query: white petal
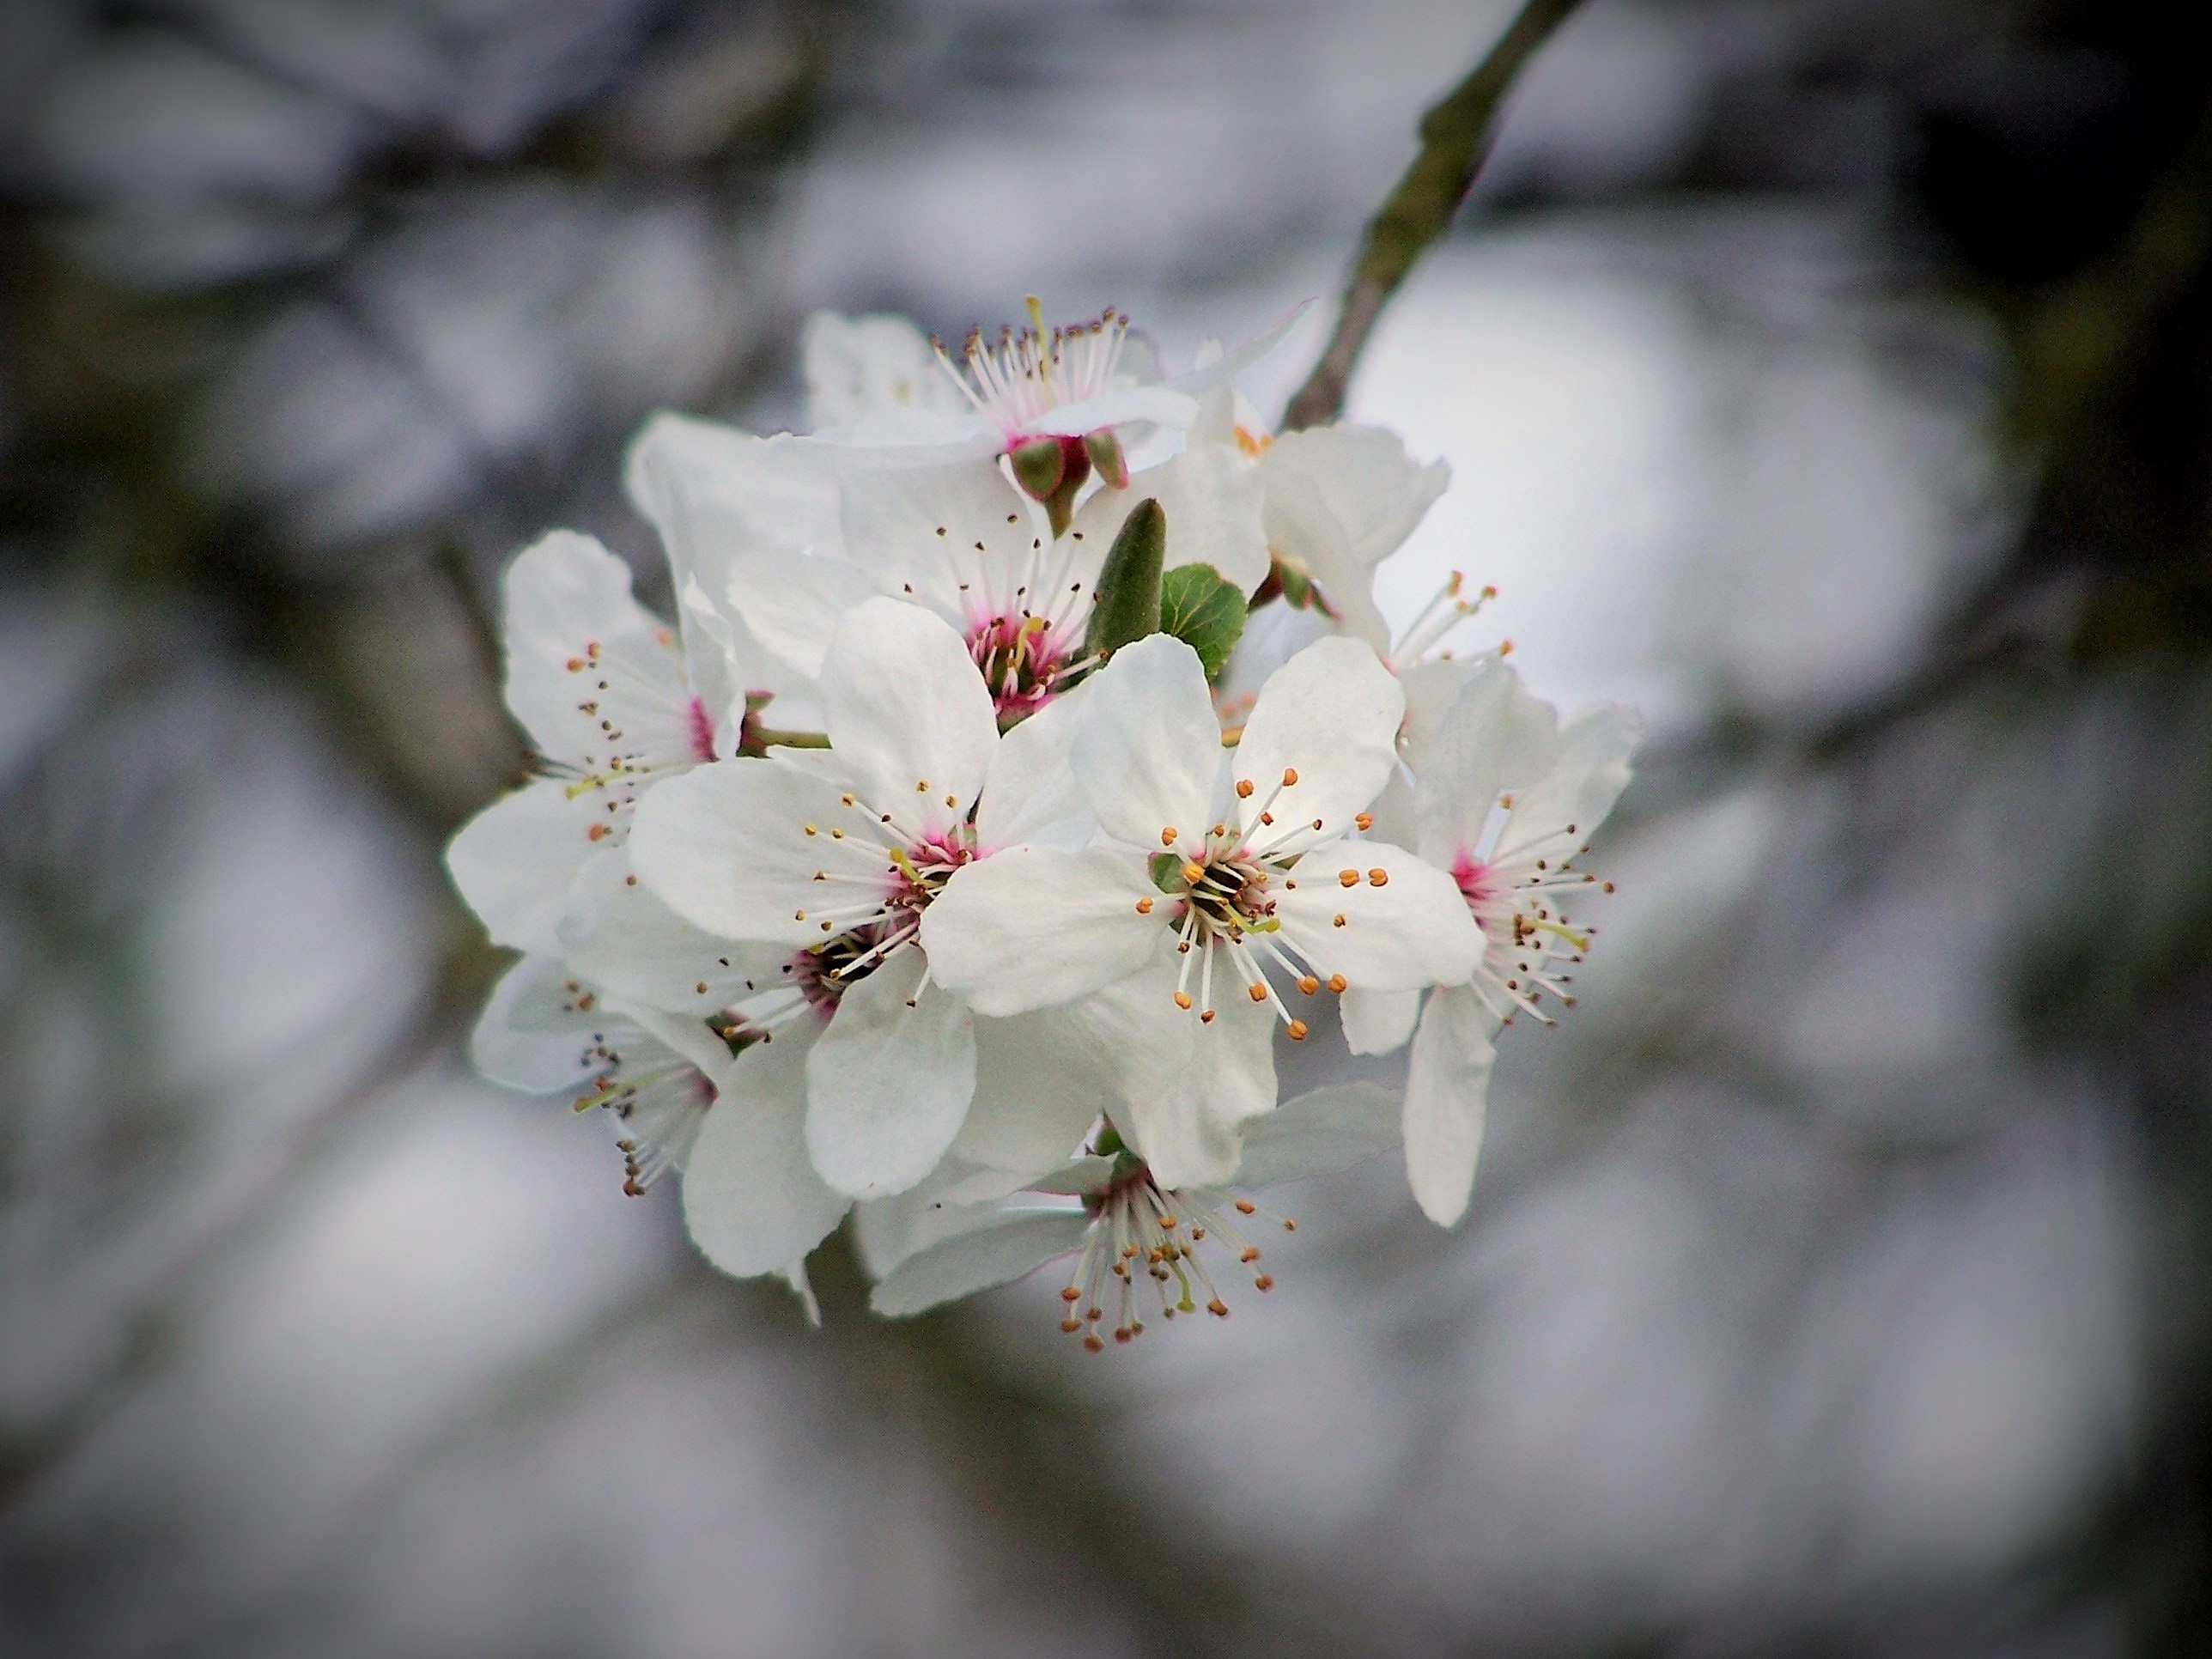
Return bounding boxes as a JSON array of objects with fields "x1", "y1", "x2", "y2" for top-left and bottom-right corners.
[
  {"x1": 1402, "y1": 984, "x2": 1498, "y2": 1226},
  {"x1": 800, "y1": 311, "x2": 951, "y2": 429},
  {"x1": 445, "y1": 778, "x2": 604, "y2": 953},
  {"x1": 719, "y1": 547, "x2": 878, "y2": 684},
  {"x1": 819, "y1": 599, "x2": 999, "y2": 836},
  {"x1": 1275, "y1": 839, "x2": 1484, "y2": 991},
  {"x1": 952, "y1": 1009, "x2": 1113, "y2": 1179},
  {"x1": 470, "y1": 954, "x2": 619, "y2": 1094},
  {"x1": 1232, "y1": 1079, "x2": 1401, "y2": 1189},
  {"x1": 1079, "y1": 958, "x2": 1273, "y2": 1188},
  {"x1": 557, "y1": 850, "x2": 775, "y2": 1017},
  {"x1": 920, "y1": 846, "x2": 1161, "y2": 1017},
  {"x1": 1261, "y1": 422, "x2": 1449, "y2": 571},
  {"x1": 975, "y1": 678, "x2": 1092, "y2": 850},
  {"x1": 1068, "y1": 632, "x2": 1221, "y2": 851},
  {"x1": 1159, "y1": 301, "x2": 1308, "y2": 398},
  {"x1": 1492, "y1": 702, "x2": 1642, "y2": 868},
  {"x1": 805, "y1": 945, "x2": 976, "y2": 1198},
  {"x1": 1340, "y1": 987, "x2": 1421, "y2": 1056},
  {"x1": 1418, "y1": 655, "x2": 1559, "y2": 861},
  {"x1": 501, "y1": 530, "x2": 696, "y2": 767},
  {"x1": 629, "y1": 757, "x2": 880, "y2": 946},
  {"x1": 836, "y1": 453, "x2": 1042, "y2": 620},
  {"x1": 1233, "y1": 635, "x2": 1403, "y2": 847},
  {"x1": 1026, "y1": 384, "x2": 1197, "y2": 438},
  {"x1": 682, "y1": 1030, "x2": 850, "y2": 1279},
  {"x1": 1080, "y1": 441, "x2": 1270, "y2": 595},
  {"x1": 852, "y1": 1157, "x2": 1035, "y2": 1279},
  {"x1": 870, "y1": 1208, "x2": 1091, "y2": 1317}
]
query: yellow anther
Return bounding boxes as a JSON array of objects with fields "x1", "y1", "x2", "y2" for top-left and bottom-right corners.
[{"x1": 1182, "y1": 860, "x2": 1206, "y2": 884}]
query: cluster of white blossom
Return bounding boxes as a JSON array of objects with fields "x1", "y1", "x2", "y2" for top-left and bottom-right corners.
[{"x1": 449, "y1": 301, "x2": 1638, "y2": 1340}]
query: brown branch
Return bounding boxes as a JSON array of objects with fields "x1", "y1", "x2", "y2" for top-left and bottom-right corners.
[{"x1": 1281, "y1": 0, "x2": 1586, "y2": 430}]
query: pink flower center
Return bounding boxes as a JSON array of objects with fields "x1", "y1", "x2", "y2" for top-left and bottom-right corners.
[
  {"x1": 1450, "y1": 851, "x2": 1499, "y2": 911},
  {"x1": 968, "y1": 612, "x2": 1072, "y2": 726}
]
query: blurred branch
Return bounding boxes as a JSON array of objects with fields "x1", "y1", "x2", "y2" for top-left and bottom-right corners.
[{"x1": 1281, "y1": 0, "x2": 1584, "y2": 430}]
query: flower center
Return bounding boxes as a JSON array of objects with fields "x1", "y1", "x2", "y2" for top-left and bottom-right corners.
[
  {"x1": 967, "y1": 611, "x2": 1075, "y2": 727},
  {"x1": 1056, "y1": 1150, "x2": 1293, "y2": 1351}
]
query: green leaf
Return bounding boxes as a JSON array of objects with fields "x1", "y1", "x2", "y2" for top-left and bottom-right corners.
[
  {"x1": 1085, "y1": 497, "x2": 1164, "y2": 660},
  {"x1": 1159, "y1": 561, "x2": 1248, "y2": 679}
]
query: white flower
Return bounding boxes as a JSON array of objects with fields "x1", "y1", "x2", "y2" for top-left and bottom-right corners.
[
  {"x1": 688, "y1": 447, "x2": 1265, "y2": 733},
  {"x1": 629, "y1": 596, "x2": 1095, "y2": 1199},
  {"x1": 865, "y1": 1081, "x2": 1402, "y2": 1346},
  {"x1": 474, "y1": 873, "x2": 849, "y2": 1298},
  {"x1": 446, "y1": 531, "x2": 726, "y2": 955},
  {"x1": 1345, "y1": 658, "x2": 1638, "y2": 1225},
  {"x1": 793, "y1": 300, "x2": 1302, "y2": 457},
  {"x1": 920, "y1": 631, "x2": 1483, "y2": 1187}
]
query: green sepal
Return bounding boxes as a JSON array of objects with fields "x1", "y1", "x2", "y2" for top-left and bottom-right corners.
[
  {"x1": 1149, "y1": 852, "x2": 1184, "y2": 892},
  {"x1": 1085, "y1": 497, "x2": 1164, "y2": 660},
  {"x1": 1084, "y1": 427, "x2": 1129, "y2": 489},
  {"x1": 1158, "y1": 561, "x2": 1248, "y2": 681},
  {"x1": 1008, "y1": 434, "x2": 1065, "y2": 501},
  {"x1": 1273, "y1": 556, "x2": 1316, "y2": 610}
]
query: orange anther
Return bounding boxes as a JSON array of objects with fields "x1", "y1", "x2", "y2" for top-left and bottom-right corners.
[
  {"x1": 1281, "y1": 768, "x2": 1297, "y2": 786},
  {"x1": 1235, "y1": 1200, "x2": 1256, "y2": 1214},
  {"x1": 1160, "y1": 825, "x2": 1178, "y2": 846},
  {"x1": 1368, "y1": 868, "x2": 1389, "y2": 886},
  {"x1": 1339, "y1": 869, "x2": 1358, "y2": 887},
  {"x1": 1354, "y1": 812, "x2": 1373, "y2": 831},
  {"x1": 1333, "y1": 914, "x2": 1346, "y2": 927},
  {"x1": 1200, "y1": 1009, "x2": 1216, "y2": 1024},
  {"x1": 1328, "y1": 973, "x2": 1347, "y2": 994},
  {"x1": 1286, "y1": 1019, "x2": 1309, "y2": 1040},
  {"x1": 1247, "y1": 982, "x2": 1267, "y2": 1002},
  {"x1": 1297, "y1": 975, "x2": 1319, "y2": 994},
  {"x1": 1174, "y1": 991, "x2": 1193, "y2": 1010},
  {"x1": 586, "y1": 823, "x2": 609, "y2": 842},
  {"x1": 1236, "y1": 779, "x2": 1255, "y2": 798},
  {"x1": 1135, "y1": 896, "x2": 1155, "y2": 915}
]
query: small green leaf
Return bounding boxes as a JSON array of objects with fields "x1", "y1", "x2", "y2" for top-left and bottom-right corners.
[
  {"x1": 1085, "y1": 497, "x2": 1164, "y2": 660},
  {"x1": 1159, "y1": 561, "x2": 1248, "y2": 679}
]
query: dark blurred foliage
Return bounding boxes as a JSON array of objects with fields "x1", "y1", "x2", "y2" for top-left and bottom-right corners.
[{"x1": 4, "y1": 1, "x2": 2212, "y2": 1654}]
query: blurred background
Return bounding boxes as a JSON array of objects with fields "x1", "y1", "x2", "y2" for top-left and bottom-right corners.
[{"x1": 3, "y1": 0, "x2": 2208, "y2": 1652}]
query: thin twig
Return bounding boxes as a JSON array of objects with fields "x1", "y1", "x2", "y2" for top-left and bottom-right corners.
[{"x1": 1282, "y1": 0, "x2": 1585, "y2": 430}]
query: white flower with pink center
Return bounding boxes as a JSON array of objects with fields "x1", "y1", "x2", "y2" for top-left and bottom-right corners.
[
  {"x1": 921, "y1": 631, "x2": 1483, "y2": 1188},
  {"x1": 446, "y1": 531, "x2": 733, "y2": 957},
  {"x1": 629, "y1": 597, "x2": 1095, "y2": 1199},
  {"x1": 1342, "y1": 656, "x2": 1639, "y2": 1225},
  {"x1": 860, "y1": 1082, "x2": 1404, "y2": 1343}
]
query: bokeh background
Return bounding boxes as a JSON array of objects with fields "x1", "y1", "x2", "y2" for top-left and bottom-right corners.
[{"x1": 4, "y1": 1, "x2": 2209, "y2": 1653}]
